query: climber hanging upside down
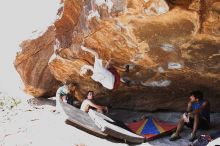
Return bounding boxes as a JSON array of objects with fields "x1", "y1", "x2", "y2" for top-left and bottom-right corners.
[{"x1": 80, "y1": 46, "x2": 120, "y2": 90}]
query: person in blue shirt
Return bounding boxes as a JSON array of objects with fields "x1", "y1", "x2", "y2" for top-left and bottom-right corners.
[
  {"x1": 56, "y1": 83, "x2": 73, "y2": 104},
  {"x1": 56, "y1": 83, "x2": 81, "y2": 106},
  {"x1": 170, "y1": 90, "x2": 210, "y2": 141}
]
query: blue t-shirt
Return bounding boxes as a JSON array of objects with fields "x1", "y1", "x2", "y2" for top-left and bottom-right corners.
[{"x1": 192, "y1": 100, "x2": 210, "y2": 122}]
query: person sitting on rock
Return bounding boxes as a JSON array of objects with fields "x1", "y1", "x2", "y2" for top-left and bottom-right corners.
[
  {"x1": 80, "y1": 90, "x2": 108, "y2": 113},
  {"x1": 56, "y1": 83, "x2": 79, "y2": 106},
  {"x1": 170, "y1": 90, "x2": 210, "y2": 142}
]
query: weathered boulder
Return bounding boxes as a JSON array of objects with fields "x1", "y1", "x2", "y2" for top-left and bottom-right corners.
[
  {"x1": 14, "y1": 26, "x2": 60, "y2": 97},
  {"x1": 15, "y1": 0, "x2": 220, "y2": 112}
]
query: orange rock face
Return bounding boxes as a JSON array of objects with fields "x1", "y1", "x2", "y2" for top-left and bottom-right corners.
[{"x1": 15, "y1": 0, "x2": 220, "y2": 111}]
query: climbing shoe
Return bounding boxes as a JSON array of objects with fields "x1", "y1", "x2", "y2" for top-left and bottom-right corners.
[
  {"x1": 170, "y1": 132, "x2": 181, "y2": 141},
  {"x1": 189, "y1": 133, "x2": 197, "y2": 142}
]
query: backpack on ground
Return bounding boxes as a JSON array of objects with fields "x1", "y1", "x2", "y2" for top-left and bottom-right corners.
[{"x1": 190, "y1": 134, "x2": 212, "y2": 146}]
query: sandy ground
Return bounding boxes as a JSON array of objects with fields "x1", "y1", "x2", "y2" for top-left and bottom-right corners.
[
  {"x1": 0, "y1": 98, "x2": 220, "y2": 146},
  {"x1": 0, "y1": 98, "x2": 151, "y2": 146}
]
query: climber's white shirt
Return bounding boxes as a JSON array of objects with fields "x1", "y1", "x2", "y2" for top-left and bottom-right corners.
[{"x1": 91, "y1": 57, "x2": 115, "y2": 90}]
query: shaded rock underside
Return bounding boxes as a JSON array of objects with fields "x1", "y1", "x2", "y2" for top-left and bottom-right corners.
[{"x1": 15, "y1": 0, "x2": 220, "y2": 112}]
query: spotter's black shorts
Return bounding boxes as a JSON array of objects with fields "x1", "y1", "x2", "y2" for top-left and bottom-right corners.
[{"x1": 185, "y1": 117, "x2": 210, "y2": 130}]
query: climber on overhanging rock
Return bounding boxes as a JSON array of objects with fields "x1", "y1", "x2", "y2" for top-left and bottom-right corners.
[{"x1": 80, "y1": 45, "x2": 120, "y2": 90}]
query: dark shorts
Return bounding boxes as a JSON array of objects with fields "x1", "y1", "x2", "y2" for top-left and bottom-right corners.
[{"x1": 185, "y1": 117, "x2": 210, "y2": 130}]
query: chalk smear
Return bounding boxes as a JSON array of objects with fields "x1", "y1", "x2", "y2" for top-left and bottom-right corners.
[
  {"x1": 141, "y1": 80, "x2": 171, "y2": 87},
  {"x1": 168, "y1": 62, "x2": 183, "y2": 69},
  {"x1": 88, "y1": 10, "x2": 100, "y2": 20},
  {"x1": 160, "y1": 43, "x2": 174, "y2": 52}
]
